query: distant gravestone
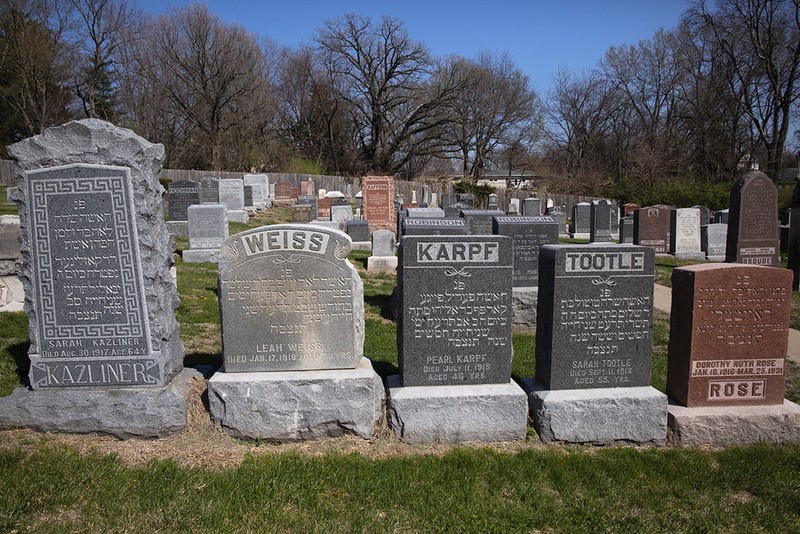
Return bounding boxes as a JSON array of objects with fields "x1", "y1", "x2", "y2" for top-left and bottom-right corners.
[
  {"x1": 702, "y1": 223, "x2": 727, "y2": 261},
  {"x1": 219, "y1": 178, "x2": 248, "y2": 223},
  {"x1": 422, "y1": 184, "x2": 431, "y2": 205},
  {"x1": 317, "y1": 197, "x2": 333, "y2": 219},
  {"x1": 444, "y1": 201, "x2": 469, "y2": 218},
  {"x1": 609, "y1": 204, "x2": 619, "y2": 237},
  {"x1": 667, "y1": 264, "x2": 791, "y2": 407},
  {"x1": 508, "y1": 198, "x2": 520, "y2": 215},
  {"x1": 0, "y1": 215, "x2": 22, "y2": 276},
  {"x1": 291, "y1": 205, "x2": 312, "y2": 223},
  {"x1": 457, "y1": 193, "x2": 474, "y2": 207},
  {"x1": 670, "y1": 208, "x2": 704, "y2": 259},
  {"x1": 523, "y1": 197, "x2": 541, "y2": 216},
  {"x1": 526, "y1": 243, "x2": 665, "y2": 445},
  {"x1": 346, "y1": 220, "x2": 370, "y2": 243},
  {"x1": 168, "y1": 180, "x2": 199, "y2": 221},
  {"x1": 243, "y1": 174, "x2": 268, "y2": 207},
  {"x1": 218, "y1": 225, "x2": 363, "y2": 372},
  {"x1": 692, "y1": 205, "x2": 712, "y2": 227},
  {"x1": 297, "y1": 195, "x2": 318, "y2": 219},
  {"x1": 589, "y1": 200, "x2": 612, "y2": 243},
  {"x1": 546, "y1": 205, "x2": 568, "y2": 236},
  {"x1": 460, "y1": 209, "x2": 505, "y2": 235},
  {"x1": 402, "y1": 217, "x2": 468, "y2": 236},
  {"x1": 0, "y1": 119, "x2": 190, "y2": 438},
  {"x1": 184, "y1": 204, "x2": 228, "y2": 263},
  {"x1": 487, "y1": 193, "x2": 499, "y2": 210},
  {"x1": 273, "y1": 182, "x2": 293, "y2": 206},
  {"x1": 622, "y1": 203, "x2": 641, "y2": 218},
  {"x1": 633, "y1": 205, "x2": 671, "y2": 253},
  {"x1": 725, "y1": 171, "x2": 779, "y2": 266},
  {"x1": 362, "y1": 176, "x2": 396, "y2": 233},
  {"x1": 199, "y1": 176, "x2": 220, "y2": 203},
  {"x1": 714, "y1": 209, "x2": 729, "y2": 224},
  {"x1": 398, "y1": 234, "x2": 513, "y2": 386},
  {"x1": 406, "y1": 207, "x2": 444, "y2": 219},
  {"x1": 367, "y1": 229, "x2": 397, "y2": 272},
  {"x1": 492, "y1": 216, "x2": 557, "y2": 287},
  {"x1": 570, "y1": 202, "x2": 590, "y2": 238},
  {"x1": 620, "y1": 217, "x2": 634, "y2": 244},
  {"x1": 331, "y1": 203, "x2": 353, "y2": 230},
  {"x1": 243, "y1": 185, "x2": 253, "y2": 208}
]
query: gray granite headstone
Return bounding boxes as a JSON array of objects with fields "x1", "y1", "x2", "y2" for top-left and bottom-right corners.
[
  {"x1": 487, "y1": 193, "x2": 499, "y2": 210},
  {"x1": 702, "y1": 223, "x2": 727, "y2": 261},
  {"x1": 297, "y1": 195, "x2": 318, "y2": 219},
  {"x1": 398, "y1": 234, "x2": 513, "y2": 386},
  {"x1": 168, "y1": 180, "x2": 199, "y2": 221},
  {"x1": 535, "y1": 244, "x2": 655, "y2": 390},
  {"x1": 590, "y1": 200, "x2": 612, "y2": 243},
  {"x1": 218, "y1": 224, "x2": 363, "y2": 372},
  {"x1": 714, "y1": 209, "x2": 729, "y2": 224},
  {"x1": 440, "y1": 194, "x2": 450, "y2": 210},
  {"x1": 444, "y1": 201, "x2": 469, "y2": 218},
  {"x1": 243, "y1": 185, "x2": 253, "y2": 208},
  {"x1": 346, "y1": 220, "x2": 370, "y2": 242},
  {"x1": 199, "y1": 176, "x2": 219, "y2": 203},
  {"x1": 670, "y1": 208, "x2": 704, "y2": 259},
  {"x1": 457, "y1": 193, "x2": 474, "y2": 207},
  {"x1": 219, "y1": 179, "x2": 244, "y2": 211},
  {"x1": 406, "y1": 207, "x2": 444, "y2": 219},
  {"x1": 243, "y1": 174, "x2": 269, "y2": 201},
  {"x1": 523, "y1": 197, "x2": 541, "y2": 216},
  {"x1": 546, "y1": 205, "x2": 568, "y2": 235},
  {"x1": 725, "y1": 171, "x2": 779, "y2": 266},
  {"x1": 188, "y1": 204, "x2": 228, "y2": 250},
  {"x1": 372, "y1": 230, "x2": 395, "y2": 256},
  {"x1": 460, "y1": 209, "x2": 505, "y2": 235},
  {"x1": 570, "y1": 203, "x2": 590, "y2": 236},
  {"x1": 692, "y1": 205, "x2": 712, "y2": 227},
  {"x1": 402, "y1": 217, "x2": 468, "y2": 236},
  {"x1": 493, "y1": 216, "x2": 558, "y2": 287},
  {"x1": 331, "y1": 204, "x2": 353, "y2": 230},
  {"x1": 508, "y1": 198, "x2": 520, "y2": 215},
  {"x1": 6, "y1": 119, "x2": 184, "y2": 389},
  {"x1": 609, "y1": 204, "x2": 619, "y2": 236},
  {"x1": 620, "y1": 216, "x2": 634, "y2": 243}
]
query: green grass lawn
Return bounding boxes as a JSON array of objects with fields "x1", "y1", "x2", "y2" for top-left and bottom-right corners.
[{"x1": 2, "y1": 207, "x2": 800, "y2": 532}]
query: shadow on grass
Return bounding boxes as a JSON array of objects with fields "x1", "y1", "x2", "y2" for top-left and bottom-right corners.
[
  {"x1": 353, "y1": 255, "x2": 369, "y2": 270},
  {"x1": 184, "y1": 352, "x2": 223, "y2": 371},
  {"x1": 364, "y1": 294, "x2": 395, "y2": 322},
  {"x1": 10, "y1": 341, "x2": 31, "y2": 388},
  {"x1": 370, "y1": 360, "x2": 399, "y2": 378}
]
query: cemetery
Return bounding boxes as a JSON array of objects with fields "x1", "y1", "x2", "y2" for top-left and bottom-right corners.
[{"x1": 3, "y1": 123, "x2": 800, "y2": 528}]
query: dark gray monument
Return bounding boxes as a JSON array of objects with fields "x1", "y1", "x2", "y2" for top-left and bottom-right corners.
[
  {"x1": 589, "y1": 200, "x2": 612, "y2": 243},
  {"x1": 0, "y1": 119, "x2": 191, "y2": 439},
  {"x1": 492, "y1": 216, "x2": 558, "y2": 288},
  {"x1": 570, "y1": 202, "x2": 591, "y2": 238},
  {"x1": 620, "y1": 216, "x2": 634, "y2": 244},
  {"x1": 460, "y1": 209, "x2": 505, "y2": 235},
  {"x1": 168, "y1": 180, "x2": 199, "y2": 221},
  {"x1": 297, "y1": 195, "x2": 318, "y2": 220},
  {"x1": 199, "y1": 176, "x2": 219, "y2": 203},
  {"x1": 346, "y1": 220, "x2": 371, "y2": 246},
  {"x1": 725, "y1": 171, "x2": 779, "y2": 266},
  {"x1": 547, "y1": 205, "x2": 568, "y2": 236},
  {"x1": 691, "y1": 205, "x2": 712, "y2": 227},
  {"x1": 456, "y1": 193, "x2": 474, "y2": 207},
  {"x1": 402, "y1": 218, "x2": 468, "y2": 236},
  {"x1": 523, "y1": 197, "x2": 541, "y2": 216},
  {"x1": 243, "y1": 185, "x2": 253, "y2": 208}
]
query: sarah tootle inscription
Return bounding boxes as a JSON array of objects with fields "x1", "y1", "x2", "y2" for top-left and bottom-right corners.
[
  {"x1": 398, "y1": 235, "x2": 513, "y2": 386},
  {"x1": 536, "y1": 244, "x2": 655, "y2": 390},
  {"x1": 26, "y1": 164, "x2": 156, "y2": 388},
  {"x1": 218, "y1": 224, "x2": 363, "y2": 372}
]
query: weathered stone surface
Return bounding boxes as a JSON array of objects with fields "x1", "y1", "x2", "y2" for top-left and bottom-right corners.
[
  {"x1": 291, "y1": 205, "x2": 312, "y2": 223},
  {"x1": 546, "y1": 205, "x2": 568, "y2": 235},
  {"x1": 398, "y1": 235, "x2": 513, "y2": 386},
  {"x1": 667, "y1": 400, "x2": 800, "y2": 446},
  {"x1": 0, "y1": 215, "x2": 21, "y2": 271},
  {"x1": 218, "y1": 224, "x2": 363, "y2": 372},
  {"x1": 667, "y1": 264, "x2": 792, "y2": 407},
  {"x1": 297, "y1": 195, "x2": 318, "y2": 219},
  {"x1": 7, "y1": 119, "x2": 183, "y2": 390},
  {"x1": 386, "y1": 375, "x2": 527, "y2": 444},
  {"x1": 371, "y1": 229, "x2": 395, "y2": 256},
  {"x1": 692, "y1": 205, "x2": 712, "y2": 227},
  {"x1": 511, "y1": 287, "x2": 538, "y2": 329},
  {"x1": 184, "y1": 204, "x2": 227, "y2": 263},
  {"x1": 726, "y1": 171, "x2": 779, "y2": 266},
  {"x1": 219, "y1": 179, "x2": 244, "y2": 211},
  {"x1": 535, "y1": 244, "x2": 655, "y2": 390},
  {"x1": 622, "y1": 203, "x2": 640, "y2": 217},
  {"x1": 493, "y1": 215, "x2": 557, "y2": 287},
  {"x1": 523, "y1": 197, "x2": 541, "y2": 216},
  {"x1": 524, "y1": 379, "x2": 667, "y2": 446},
  {"x1": 243, "y1": 185, "x2": 253, "y2": 208},
  {"x1": 670, "y1": 208, "x2": 704, "y2": 259},
  {"x1": 0, "y1": 368, "x2": 200, "y2": 438},
  {"x1": 208, "y1": 357, "x2": 383, "y2": 442},
  {"x1": 346, "y1": 220, "x2": 370, "y2": 243},
  {"x1": 331, "y1": 204, "x2": 353, "y2": 230},
  {"x1": 362, "y1": 176, "x2": 395, "y2": 233},
  {"x1": 702, "y1": 223, "x2": 727, "y2": 261}
]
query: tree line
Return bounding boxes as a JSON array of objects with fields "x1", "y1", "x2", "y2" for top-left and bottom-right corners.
[{"x1": 1, "y1": 0, "x2": 798, "y2": 198}]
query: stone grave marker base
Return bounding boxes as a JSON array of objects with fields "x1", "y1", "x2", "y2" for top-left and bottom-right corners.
[
  {"x1": 523, "y1": 379, "x2": 667, "y2": 446},
  {"x1": 367, "y1": 256, "x2": 398, "y2": 273},
  {"x1": 227, "y1": 210, "x2": 249, "y2": 224},
  {"x1": 570, "y1": 232, "x2": 590, "y2": 240},
  {"x1": 208, "y1": 357, "x2": 383, "y2": 442},
  {"x1": 386, "y1": 375, "x2": 528, "y2": 444},
  {"x1": 512, "y1": 287, "x2": 537, "y2": 329},
  {"x1": 165, "y1": 220, "x2": 189, "y2": 237},
  {"x1": 674, "y1": 251, "x2": 706, "y2": 260},
  {"x1": 350, "y1": 241, "x2": 372, "y2": 251},
  {"x1": 0, "y1": 368, "x2": 201, "y2": 439},
  {"x1": 667, "y1": 400, "x2": 800, "y2": 447},
  {"x1": 182, "y1": 249, "x2": 221, "y2": 263}
]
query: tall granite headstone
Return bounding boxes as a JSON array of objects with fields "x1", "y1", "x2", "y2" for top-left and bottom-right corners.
[
  {"x1": 362, "y1": 175, "x2": 396, "y2": 233},
  {"x1": 168, "y1": 180, "x2": 199, "y2": 221},
  {"x1": 589, "y1": 200, "x2": 612, "y2": 243},
  {"x1": 199, "y1": 176, "x2": 219, "y2": 203},
  {"x1": 702, "y1": 223, "x2": 727, "y2": 261},
  {"x1": 547, "y1": 205, "x2": 568, "y2": 236},
  {"x1": 0, "y1": 119, "x2": 190, "y2": 438},
  {"x1": 692, "y1": 205, "x2": 712, "y2": 227},
  {"x1": 725, "y1": 171, "x2": 779, "y2": 266},
  {"x1": 619, "y1": 216, "x2": 634, "y2": 244},
  {"x1": 633, "y1": 205, "x2": 671, "y2": 253},
  {"x1": 523, "y1": 197, "x2": 541, "y2": 216},
  {"x1": 492, "y1": 216, "x2": 557, "y2": 288},
  {"x1": 570, "y1": 202, "x2": 590, "y2": 238},
  {"x1": 670, "y1": 208, "x2": 704, "y2": 259}
]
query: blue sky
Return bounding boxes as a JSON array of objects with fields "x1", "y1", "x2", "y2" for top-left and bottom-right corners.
[{"x1": 135, "y1": 0, "x2": 691, "y2": 95}]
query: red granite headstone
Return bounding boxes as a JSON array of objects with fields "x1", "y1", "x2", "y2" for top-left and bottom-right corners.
[
  {"x1": 633, "y1": 205, "x2": 672, "y2": 253},
  {"x1": 666, "y1": 263, "x2": 792, "y2": 407},
  {"x1": 622, "y1": 203, "x2": 640, "y2": 218},
  {"x1": 362, "y1": 176, "x2": 396, "y2": 233},
  {"x1": 273, "y1": 182, "x2": 294, "y2": 206},
  {"x1": 317, "y1": 197, "x2": 333, "y2": 219}
]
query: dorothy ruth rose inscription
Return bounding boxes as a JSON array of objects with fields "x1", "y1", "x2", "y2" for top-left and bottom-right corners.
[
  {"x1": 26, "y1": 164, "x2": 157, "y2": 388},
  {"x1": 218, "y1": 224, "x2": 363, "y2": 372}
]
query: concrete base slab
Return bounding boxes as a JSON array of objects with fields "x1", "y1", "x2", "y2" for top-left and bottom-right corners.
[
  {"x1": 0, "y1": 275, "x2": 24, "y2": 312},
  {"x1": 386, "y1": 375, "x2": 528, "y2": 444},
  {"x1": 512, "y1": 287, "x2": 537, "y2": 329},
  {"x1": 208, "y1": 357, "x2": 383, "y2": 442},
  {"x1": 367, "y1": 256, "x2": 397, "y2": 273},
  {"x1": 183, "y1": 249, "x2": 221, "y2": 263},
  {"x1": 523, "y1": 379, "x2": 667, "y2": 446},
  {"x1": 227, "y1": 210, "x2": 249, "y2": 223},
  {"x1": 668, "y1": 399, "x2": 800, "y2": 447},
  {"x1": 673, "y1": 251, "x2": 706, "y2": 260},
  {"x1": 0, "y1": 368, "x2": 201, "y2": 439},
  {"x1": 570, "y1": 232, "x2": 590, "y2": 240},
  {"x1": 706, "y1": 254, "x2": 725, "y2": 262},
  {"x1": 350, "y1": 241, "x2": 372, "y2": 251},
  {"x1": 165, "y1": 220, "x2": 188, "y2": 237}
]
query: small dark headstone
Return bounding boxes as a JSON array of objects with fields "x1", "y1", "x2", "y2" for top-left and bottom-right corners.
[
  {"x1": 725, "y1": 171, "x2": 779, "y2": 266},
  {"x1": 619, "y1": 216, "x2": 634, "y2": 243},
  {"x1": 460, "y1": 209, "x2": 505, "y2": 235},
  {"x1": 589, "y1": 200, "x2": 612, "y2": 243},
  {"x1": 493, "y1": 216, "x2": 558, "y2": 287},
  {"x1": 570, "y1": 203, "x2": 590, "y2": 236},
  {"x1": 168, "y1": 180, "x2": 199, "y2": 221},
  {"x1": 243, "y1": 185, "x2": 253, "y2": 208},
  {"x1": 199, "y1": 176, "x2": 220, "y2": 203},
  {"x1": 297, "y1": 195, "x2": 318, "y2": 219},
  {"x1": 633, "y1": 205, "x2": 671, "y2": 253},
  {"x1": 346, "y1": 220, "x2": 370, "y2": 242}
]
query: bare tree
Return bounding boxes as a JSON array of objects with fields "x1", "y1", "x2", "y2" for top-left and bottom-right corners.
[{"x1": 689, "y1": 0, "x2": 800, "y2": 180}]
